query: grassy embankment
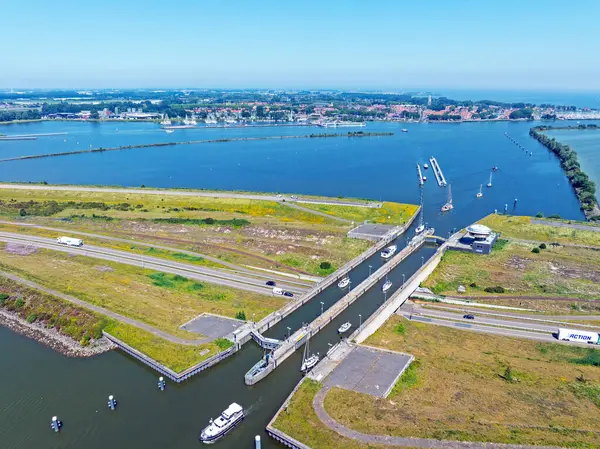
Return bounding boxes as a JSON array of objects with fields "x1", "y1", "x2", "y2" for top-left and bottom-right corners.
[
  {"x1": 0, "y1": 245, "x2": 286, "y2": 337},
  {"x1": 295, "y1": 202, "x2": 419, "y2": 226},
  {"x1": 0, "y1": 274, "x2": 225, "y2": 372},
  {"x1": 272, "y1": 379, "x2": 408, "y2": 449},
  {"x1": 0, "y1": 187, "x2": 416, "y2": 276},
  {"x1": 321, "y1": 317, "x2": 600, "y2": 448},
  {"x1": 421, "y1": 214, "x2": 600, "y2": 313}
]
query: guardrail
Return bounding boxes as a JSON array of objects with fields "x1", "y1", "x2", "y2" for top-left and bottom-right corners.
[{"x1": 103, "y1": 331, "x2": 238, "y2": 383}]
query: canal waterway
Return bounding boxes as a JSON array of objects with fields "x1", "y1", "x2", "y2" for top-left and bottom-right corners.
[{"x1": 0, "y1": 119, "x2": 594, "y2": 448}]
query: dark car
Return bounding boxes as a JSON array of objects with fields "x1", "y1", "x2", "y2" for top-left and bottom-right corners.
[
  {"x1": 266, "y1": 280, "x2": 276, "y2": 286},
  {"x1": 463, "y1": 314, "x2": 475, "y2": 320},
  {"x1": 283, "y1": 291, "x2": 294, "y2": 297}
]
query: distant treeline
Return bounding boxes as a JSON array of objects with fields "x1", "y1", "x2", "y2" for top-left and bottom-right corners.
[
  {"x1": 0, "y1": 110, "x2": 41, "y2": 122},
  {"x1": 530, "y1": 125, "x2": 600, "y2": 219}
]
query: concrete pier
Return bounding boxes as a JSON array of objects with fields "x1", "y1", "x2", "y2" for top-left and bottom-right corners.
[
  {"x1": 244, "y1": 236, "x2": 427, "y2": 385},
  {"x1": 429, "y1": 156, "x2": 447, "y2": 187},
  {"x1": 416, "y1": 164, "x2": 424, "y2": 186}
]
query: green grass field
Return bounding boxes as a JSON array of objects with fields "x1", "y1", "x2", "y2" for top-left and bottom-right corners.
[
  {"x1": 323, "y1": 317, "x2": 600, "y2": 447},
  {"x1": 297, "y1": 201, "x2": 419, "y2": 225}
]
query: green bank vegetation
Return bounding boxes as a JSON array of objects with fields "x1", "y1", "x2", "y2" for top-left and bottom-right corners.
[
  {"x1": 0, "y1": 186, "x2": 405, "y2": 276},
  {"x1": 530, "y1": 126, "x2": 600, "y2": 218},
  {"x1": 295, "y1": 201, "x2": 419, "y2": 226},
  {"x1": 323, "y1": 317, "x2": 600, "y2": 447},
  {"x1": 0, "y1": 245, "x2": 287, "y2": 337}
]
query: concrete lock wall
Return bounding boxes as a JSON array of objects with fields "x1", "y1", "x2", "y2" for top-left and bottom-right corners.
[{"x1": 353, "y1": 244, "x2": 446, "y2": 344}]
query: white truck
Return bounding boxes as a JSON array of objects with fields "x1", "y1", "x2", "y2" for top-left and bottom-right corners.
[
  {"x1": 557, "y1": 328, "x2": 600, "y2": 344},
  {"x1": 56, "y1": 236, "x2": 83, "y2": 247}
]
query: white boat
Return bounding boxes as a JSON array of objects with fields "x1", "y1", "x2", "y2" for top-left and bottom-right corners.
[
  {"x1": 199, "y1": 403, "x2": 244, "y2": 443},
  {"x1": 441, "y1": 184, "x2": 454, "y2": 212},
  {"x1": 380, "y1": 244, "x2": 397, "y2": 259},
  {"x1": 415, "y1": 224, "x2": 425, "y2": 234},
  {"x1": 338, "y1": 322, "x2": 352, "y2": 333},
  {"x1": 183, "y1": 115, "x2": 198, "y2": 126},
  {"x1": 401, "y1": 128, "x2": 408, "y2": 133},
  {"x1": 422, "y1": 176, "x2": 427, "y2": 181},
  {"x1": 165, "y1": 129, "x2": 174, "y2": 134},
  {"x1": 487, "y1": 171, "x2": 493, "y2": 188},
  {"x1": 423, "y1": 163, "x2": 429, "y2": 169},
  {"x1": 382, "y1": 278, "x2": 392, "y2": 292},
  {"x1": 476, "y1": 184, "x2": 483, "y2": 198},
  {"x1": 301, "y1": 333, "x2": 319, "y2": 372},
  {"x1": 337, "y1": 277, "x2": 350, "y2": 288}
]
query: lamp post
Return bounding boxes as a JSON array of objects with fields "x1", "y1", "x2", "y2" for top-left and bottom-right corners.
[
  {"x1": 359, "y1": 314, "x2": 362, "y2": 327},
  {"x1": 421, "y1": 256, "x2": 424, "y2": 267},
  {"x1": 287, "y1": 327, "x2": 291, "y2": 340},
  {"x1": 402, "y1": 273, "x2": 406, "y2": 287},
  {"x1": 320, "y1": 302, "x2": 324, "y2": 316},
  {"x1": 368, "y1": 265, "x2": 373, "y2": 276}
]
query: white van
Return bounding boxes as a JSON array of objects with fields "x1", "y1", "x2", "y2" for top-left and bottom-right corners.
[{"x1": 272, "y1": 287, "x2": 283, "y2": 296}]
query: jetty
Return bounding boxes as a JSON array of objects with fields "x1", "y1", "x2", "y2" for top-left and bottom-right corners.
[
  {"x1": 429, "y1": 156, "x2": 447, "y2": 187},
  {"x1": 416, "y1": 164, "x2": 424, "y2": 186},
  {"x1": 244, "y1": 235, "x2": 428, "y2": 385}
]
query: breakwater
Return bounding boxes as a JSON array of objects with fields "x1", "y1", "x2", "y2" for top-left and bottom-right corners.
[
  {"x1": 0, "y1": 131, "x2": 394, "y2": 163},
  {"x1": 530, "y1": 125, "x2": 600, "y2": 219}
]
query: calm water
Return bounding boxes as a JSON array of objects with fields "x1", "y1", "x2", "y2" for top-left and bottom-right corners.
[
  {"x1": 0, "y1": 119, "x2": 592, "y2": 448},
  {"x1": 545, "y1": 128, "x2": 600, "y2": 202}
]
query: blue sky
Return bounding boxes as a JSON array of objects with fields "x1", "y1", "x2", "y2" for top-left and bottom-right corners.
[{"x1": 2, "y1": 0, "x2": 599, "y2": 90}]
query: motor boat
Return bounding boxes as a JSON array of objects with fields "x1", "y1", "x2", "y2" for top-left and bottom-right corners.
[
  {"x1": 338, "y1": 322, "x2": 352, "y2": 333},
  {"x1": 423, "y1": 163, "x2": 429, "y2": 169},
  {"x1": 380, "y1": 244, "x2": 397, "y2": 259},
  {"x1": 401, "y1": 128, "x2": 408, "y2": 133},
  {"x1": 382, "y1": 279, "x2": 392, "y2": 292},
  {"x1": 337, "y1": 277, "x2": 350, "y2": 288},
  {"x1": 476, "y1": 184, "x2": 483, "y2": 199},
  {"x1": 415, "y1": 224, "x2": 425, "y2": 234},
  {"x1": 199, "y1": 403, "x2": 244, "y2": 443}
]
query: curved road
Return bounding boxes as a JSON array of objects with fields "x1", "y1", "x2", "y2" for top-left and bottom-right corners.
[
  {"x1": 312, "y1": 383, "x2": 563, "y2": 449},
  {"x1": 0, "y1": 232, "x2": 308, "y2": 296}
]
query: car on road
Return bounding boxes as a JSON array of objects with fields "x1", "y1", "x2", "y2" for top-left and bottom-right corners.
[
  {"x1": 266, "y1": 280, "x2": 276, "y2": 286},
  {"x1": 463, "y1": 314, "x2": 475, "y2": 320},
  {"x1": 283, "y1": 291, "x2": 294, "y2": 297},
  {"x1": 290, "y1": 195, "x2": 298, "y2": 199}
]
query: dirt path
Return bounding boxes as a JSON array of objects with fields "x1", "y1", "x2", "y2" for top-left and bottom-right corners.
[
  {"x1": 0, "y1": 270, "x2": 212, "y2": 345},
  {"x1": 312, "y1": 384, "x2": 562, "y2": 449}
]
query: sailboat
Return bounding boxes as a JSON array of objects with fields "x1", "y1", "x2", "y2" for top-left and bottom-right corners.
[
  {"x1": 382, "y1": 275, "x2": 392, "y2": 292},
  {"x1": 441, "y1": 184, "x2": 454, "y2": 212},
  {"x1": 476, "y1": 184, "x2": 483, "y2": 198},
  {"x1": 160, "y1": 114, "x2": 171, "y2": 126},
  {"x1": 487, "y1": 172, "x2": 493, "y2": 188},
  {"x1": 301, "y1": 333, "x2": 319, "y2": 372}
]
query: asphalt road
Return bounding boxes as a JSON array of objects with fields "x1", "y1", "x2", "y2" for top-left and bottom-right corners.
[
  {"x1": 0, "y1": 220, "x2": 316, "y2": 288},
  {"x1": 399, "y1": 304, "x2": 600, "y2": 346},
  {"x1": 0, "y1": 232, "x2": 308, "y2": 296},
  {"x1": 0, "y1": 184, "x2": 381, "y2": 208}
]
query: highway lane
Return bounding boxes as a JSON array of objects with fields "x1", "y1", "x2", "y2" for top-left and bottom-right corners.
[
  {"x1": 0, "y1": 232, "x2": 308, "y2": 296},
  {"x1": 0, "y1": 220, "x2": 316, "y2": 288}
]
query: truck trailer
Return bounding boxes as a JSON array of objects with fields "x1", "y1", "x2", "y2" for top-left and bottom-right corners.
[
  {"x1": 56, "y1": 236, "x2": 83, "y2": 247},
  {"x1": 557, "y1": 328, "x2": 600, "y2": 344}
]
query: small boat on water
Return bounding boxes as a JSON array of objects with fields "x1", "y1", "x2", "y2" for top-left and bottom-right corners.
[
  {"x1": 381, "y1": 244, "x2": 397, "y2": 259},
  {"x1": 492, "y1": 166, "x2": 498, "y2": 172},
  {"x1": 415, "y1": 224, "x2": 425, "y2": 234},
  {"x1": 476, "y1": 184, "x2": 483, "y2": 199},
  {"x1": 401, "y1": 128, "x2": 408, "y2": 133},
  {"x1": 337, "y1": 277, "x2": 350, "y2": 289},
  {"x1": 441, "y1": 184, "x2": 454, "y2": 212},
  {"x1": 382, "y1": 277, "x2": 392, "y2": 292},
  {"x1": 199, "y1": 403, "x2": 244, "y2": 443},
  {"x1": 165, "y1": 129, "x2": 174, "y2": 134},
  {"x1": 487, "y1": 171, "x2": 493, "y2": 188},
  {"x1": 423, "y1": 163, "x2": 429, "y2": 169},
  {"x1": 338, "y1": 322, "x2": 352, "y2": 333},
  {"x1": 422, "y1": 176, "x2": 427, "y2": 182},
  {"x1": 301, "y1": 333, "x2": 319, "y2": 373}
]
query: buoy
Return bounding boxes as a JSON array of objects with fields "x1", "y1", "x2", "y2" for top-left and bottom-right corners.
[
  {"x1": 158, "y1": 377, "x2": 166, "y2": 391},
  {"x1": 50, "y1": 416, "x2": 62, "y2": 432},
  {"x1": 108, "y1": 395, "x2": 117, "y2": 410},
  {"x1": 514, "y1": 198, "x2": 518, "y2": 205},
  {"x1": 255, "y1": 435, "x2": 261, "y2": 449}
]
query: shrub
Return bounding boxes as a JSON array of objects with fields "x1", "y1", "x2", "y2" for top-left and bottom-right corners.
[
  {"x1": 0, "y1": 293, "x2": 9, "y2": 303},
  {"x1": 548, "y1": 214, "x2": 561, "y2": 219},
  {"x1": 19, "y1": 208, "x2": 27, "y2": 216},
  {"x1": 535, "y1": 212, "x2": 544, "y2": 218},
  {"x1": 14, "y1": 298, "x2": 25, "y2": 309},
  {"x1": 531, "y1": 247, "x2": 541, "y2": 254},
  {"x1": 214, "y1": 338, "x2": 233, "y2": 350},
  {"x1": 204, "y1": 217, "x2": 216, "y2": 225},
  {"x1": 539, "y1": 243, "x2": 547, "y2": 250},
  {"x1": 235, "y1": 310, "x2": 247, "y2": 321},
  {"x1": 469, "y1": 282, "x2": 478, "y2": 288},
  {"x1": 319, "y1": 261, "x2": 332, "y2": 270},
  {"x1": 484, "y1": 286, "x2": 505, "y2": 294},
  {"x1": 395, "y1": 323, "x2": 406, "y2": 335},
  {"x1": 26, "y1": 313, "x2": 38, "y2": 323}
]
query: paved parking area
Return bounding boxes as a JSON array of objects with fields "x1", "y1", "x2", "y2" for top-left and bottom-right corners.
[
  {"x1": 180, "y1": 313, "x2": 243, "y2": 339},
  {"x1": 324, "y1": 345, "x2": 412, "y2": 398},
  {"x1": 348, "y1": 224, "x2": 396, "y2": 240}
]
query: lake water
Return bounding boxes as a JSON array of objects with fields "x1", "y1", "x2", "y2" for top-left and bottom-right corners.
[
  {"x1": 0, "y1": 119, "x2": 593, "y2": 448},
  {"x1": 545, "y1": 128, "x2": 600, "y2": 202}
]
